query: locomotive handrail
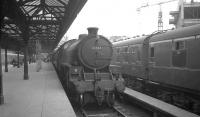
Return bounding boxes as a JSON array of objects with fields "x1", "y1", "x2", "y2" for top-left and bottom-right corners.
[
  {"x1": 82, "y1": 68, "x2": 85, "y2": 80},
  {"x1": 96, "y1": 57, "x2": 112, "y2": 60},
  {"x1": 61, "y1": 63, "x2": 71, "y2": 67}
]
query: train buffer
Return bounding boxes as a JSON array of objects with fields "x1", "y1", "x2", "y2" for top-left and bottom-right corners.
[
  {"x1": 0, "y1": 62, "x2": 76, "y2": 117},
  {"x1": 124, "y1": 87, "x2": 200, "y2": 117}
]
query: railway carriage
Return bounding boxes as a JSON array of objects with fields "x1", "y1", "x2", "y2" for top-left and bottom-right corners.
[{"x1": 111, "y1": 24, "x2": 200, "y2": 113}]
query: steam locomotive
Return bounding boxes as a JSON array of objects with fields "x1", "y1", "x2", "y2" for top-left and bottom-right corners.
[
  {"x1": 111, "y1": 24, "x2": 200, "y2": 113},
  {"x1": 53, "y1": 27, "x2": 125, "y2": 106}
]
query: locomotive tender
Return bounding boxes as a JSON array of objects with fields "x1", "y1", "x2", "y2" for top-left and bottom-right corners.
[
  {"x1": 53, "y1": 27, "x2": 125, "y2": 106},
  {"x1": 111, "y1": 24, "x2": 200, "y2": 113}
]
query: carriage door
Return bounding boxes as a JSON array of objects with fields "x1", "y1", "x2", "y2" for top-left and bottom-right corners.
[{"x1": 172, "y1": 40, "x2": 186, "y2": 67}]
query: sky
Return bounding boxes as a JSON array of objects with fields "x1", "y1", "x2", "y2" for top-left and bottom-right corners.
[{"x1": 61, "y1": 0, "x2": 180, "y2": 41}]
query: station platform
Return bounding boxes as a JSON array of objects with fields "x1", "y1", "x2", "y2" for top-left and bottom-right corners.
[
  {"x1": 124, "y1": 88, "x2": 200, "y2": 117},
  {"x1": 0, "y1": 62, "x2": 76, "y2": 117}
]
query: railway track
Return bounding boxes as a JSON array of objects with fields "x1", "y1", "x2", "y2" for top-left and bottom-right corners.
[
  {"x1": 80, "y1": 101, "x2": 151, "y2": 117},
  {"x1": 113, "y1": 103, "x2": 136, "y2": 117},
  {"x1": 81, "y1": 108, "x2": 115, "y2": 117}
]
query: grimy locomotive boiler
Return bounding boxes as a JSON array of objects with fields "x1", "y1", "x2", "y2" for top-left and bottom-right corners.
[{"x1": 53, "y1": 27, "x2": 125, "y2": 106}]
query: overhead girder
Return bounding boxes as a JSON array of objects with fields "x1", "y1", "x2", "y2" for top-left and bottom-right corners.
[
  {"x1": 17, "y1": 0, "x2": 37, "y2": 6},
  {"x1": 1, "y1": 32, "x2": 23, "y2": 50},
  {"x1": 55, "y1": 0, "x2": 87, "y2": 46},
  {"x1": 1, "y1": 0, "x2": 88, "y2": 53},
  {"x1": 4, "y1": 19, "x2": 61, "y2": 25},
  {"x1": 57, "y1": 0, "x2": 68, "y2": 7},
  {"x1": 7, "y1": 24, "x2": 21, "y2": 33},
  {"x1": 3, "y1": 0, "x2": 27, "y2": 34}
]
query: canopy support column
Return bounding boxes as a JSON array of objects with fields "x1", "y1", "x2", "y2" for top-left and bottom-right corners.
[
  {"x1": 23, "y1": 40, "x2": 29, "y2": 80},
  {"x1": 23, "y1": 20, "x2": 30, "y2": 80},
  {"x1": 17, "y1": 50, "x2": 20, "y2": 68},
  {"x1": 4, "y1": 48, "x2": 8, "y2": 72},
  {"x1": 0, "y1": 44, "x2": 4, "y2": 105}
]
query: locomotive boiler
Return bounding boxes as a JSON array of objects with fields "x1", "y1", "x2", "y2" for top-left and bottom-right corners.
[
  {"x1": 53, "y1": 27, "x2": 125, "y2": 106},
  {"x1": 111, "y1": 24, "x2": 200, "y2": 114}
]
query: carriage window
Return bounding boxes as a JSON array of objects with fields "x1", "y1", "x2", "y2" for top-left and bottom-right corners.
[
  {"x1": 116, "y1": 48, "x2": 120, "y2": 54},
  {"x1": 119, "y1": 48, "x2": 123, "y2": 53},
  {"x1": 175, "y1": 41, "x2": 185, "y2": 50},
  {"x1": 197, "y1": 35, "x2": 200, "y2": 39},
  {"x1": 150, "y1": 47, "x2": 154, "y2": 57},
  {"x1": 120, "y1": 47, "x2": 124, "y2": 53},
  {"x1": 137, "y1": 49, "x2": 141, "y2": 61},
  {"x1": 124, "y1": 47, "x2": 128, "y2": 53},
  {"x1": 120, "y1": 47, "x2": 128, "y2": 53},
  {"x1": 128, "y1": 47, "x2": 132, "y2": 53},
  {"x1": 128, "y1": 46, "x2": 137, "y2": 54},
  {"x1": 135, "y1": 46, "x2": 141, "y2": 61},
  {"x1": 172, "y1": 41, "x2": 186, "y2": 67}
]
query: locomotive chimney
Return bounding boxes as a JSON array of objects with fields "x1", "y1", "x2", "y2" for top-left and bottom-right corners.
[{"x1": 87, "y1": 27, "x2": 98, "y2": 36}]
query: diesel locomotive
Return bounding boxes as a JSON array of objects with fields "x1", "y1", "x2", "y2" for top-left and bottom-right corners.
[
  {"x1": 53, "y1": 27, "x2": 125, "y2": 106},
  {"x1": 111, "y1": 24, "x2": 200, "y2": 114}
]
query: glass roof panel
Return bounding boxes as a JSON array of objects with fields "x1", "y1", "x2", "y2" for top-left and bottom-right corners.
[
  {"x1": 25, "y1": 0, "x2": 40, "y2": 5},
  {"x1": 60, "y1": 0, "x2": 69, "y2": 5},
  {"x1": 46, "y1": 0, "x2": 63, "y2": 6}
]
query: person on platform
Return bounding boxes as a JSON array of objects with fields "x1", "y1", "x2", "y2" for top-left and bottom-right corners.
[{"x1": 36, "y1": 54, "x2": 42, "y2": 72}]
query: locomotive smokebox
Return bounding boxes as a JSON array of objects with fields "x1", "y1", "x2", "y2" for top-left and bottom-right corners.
[{"x1": 87, "y1": 27, "x2": 98, "y2": 36}]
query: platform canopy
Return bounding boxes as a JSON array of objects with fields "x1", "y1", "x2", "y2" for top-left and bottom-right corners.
[{"x1": 0, "y1": 0, "x2": 87, "y2": 54}]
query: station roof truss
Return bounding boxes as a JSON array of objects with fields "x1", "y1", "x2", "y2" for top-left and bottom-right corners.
[{"x1": 1, "y1": 0, "x2": 87, "y2": 53}]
